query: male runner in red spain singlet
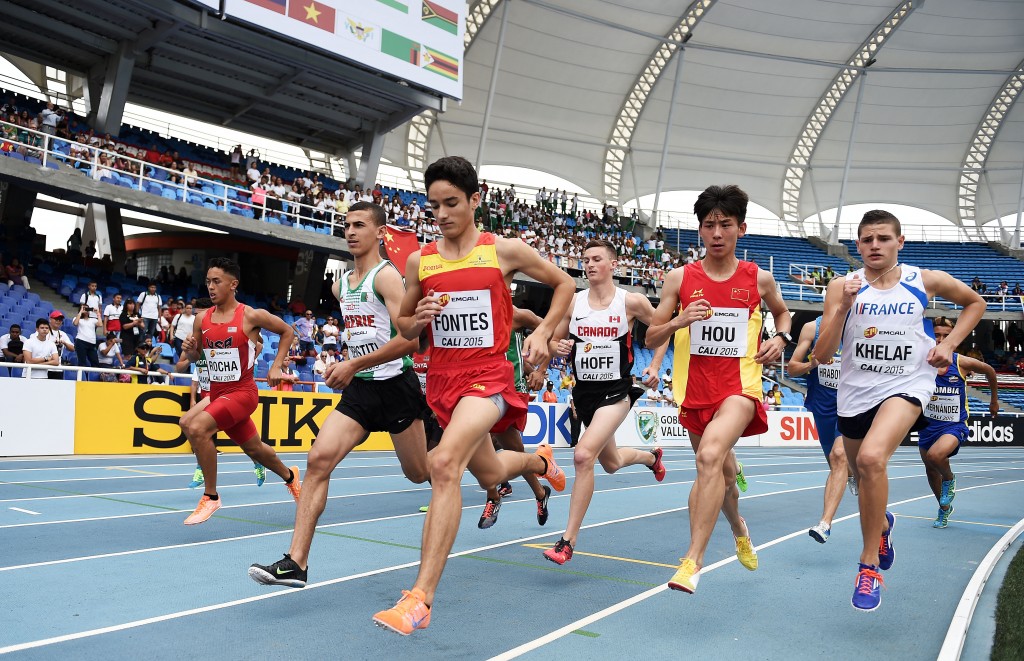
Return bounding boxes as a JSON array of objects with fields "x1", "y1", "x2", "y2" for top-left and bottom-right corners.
[
  {"x1": 178, "y1": 257, "x2": 302, "y2": 525},
  {"x1": 372, "y1": 156, "x2": 576, "y2": 636}
]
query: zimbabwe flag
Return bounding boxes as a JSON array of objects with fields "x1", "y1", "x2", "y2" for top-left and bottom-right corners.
[
  {"x1": 421, "y1": 45, "x2": 458, "y2": 81},
  {"x1": 422, "y1": 0, "x2": 457, "y2": 35}
]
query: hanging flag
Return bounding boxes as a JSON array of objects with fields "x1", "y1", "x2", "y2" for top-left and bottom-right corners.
[
  {"x1": 422, "y1": 0, "x2": 458, "y2": 35},
  {"x1": 383, "y1": 225, "x2": 421, "y2": 277},
  {"x1": 377, "y1": 0, "x2": 409, "y2": 12},
  {"x1": 420, "y1": 45, "x2": 458, "y2": 80},
  {"x1": 245, "y1": 0, "x2": 286, "y2": 14},
  {"x1": 381, "y1": 30, "x2": 421, "y2": 65},
  {"x1": 288, "y1": 0, "x2": 336, "y2": 32}
]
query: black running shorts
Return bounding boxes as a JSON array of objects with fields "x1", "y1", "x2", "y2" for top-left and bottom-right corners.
[
  {"x1": 838, "y1": 394, "x2": 927, "y2": 440},
  {"x1": 336, "y1": 369, "x2": 426, "y2": 435},
  {"x1": 573, "y1": 378, "x2": 644, "y2": 427}
]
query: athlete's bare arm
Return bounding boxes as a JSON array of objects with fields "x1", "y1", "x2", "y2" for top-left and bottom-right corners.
[
  {"x1": 246, "y1": 307, "x2": 294, "y2": 387},
  {"x1": 177, "y1": 308, "x2": 208, "y2": 369},
  {"x1": 922, "y1": 270, "x2": 986, "y2": 369},
  {"x1": 512, "y1": 306, "x2": 543, "y2": 332},
  {"x1": 956, "y1": 354, "x2": 1000, "y2": 416},
  {"x1": 549, "y1": 293, "x2": 576, "y2": 358},
  {"x1": 815, "y1": 277, "x2": 851, "y2": 362},
  {"x1": 786, "y1": 320, "x2": 819, "y2": 377},
  {"x1": 325, "y1": 265, "x2": 418, "y2": 390},
  {"x1": 646, "y1": 268, "x2": 709, "y2": 348},
  {"x1": 496, "y1": 237, "x2": 575, "y2": 369},
  {"x1": 397, "y1": 250, "x2": 437, "y2": 341},
  {"x1": 627, "y1": 291, "x2": 667, "y2": 388},
  {"x1": 754, "y1": 267, "x2": 791, "y2": 365}
]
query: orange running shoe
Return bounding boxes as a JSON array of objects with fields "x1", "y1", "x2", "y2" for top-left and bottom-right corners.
[
  {"x1": 285, "y1": 466, "x2": 301, "y2": 503},
  {"x1": 534, "y1": 444, "x2": 565, "y2": 492},
  {"x1": 372, "y1": 588, "x2": 431, "y2": 635},
  {"x1": 184, "y1": 494, "x2": 221, "y2": 525}
]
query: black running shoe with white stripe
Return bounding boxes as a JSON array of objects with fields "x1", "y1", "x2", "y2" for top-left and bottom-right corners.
[{"x1": 249, "y1": 554, "x2": 308, "y2": 588}]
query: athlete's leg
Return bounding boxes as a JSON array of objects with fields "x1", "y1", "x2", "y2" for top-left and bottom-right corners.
[
  {"x1": 285, "y1": 411, "x2": 369, "y2": 568},
  {"x1": 718, "y1": 451, "x2": 746, "y2": 537},
  {"x1": 179, "y1": 399, "x2": 219, "y2": 494},
  {"x1": 922, "y1": 437, "x2": 957, "y2": 484},
  {"x1": 392, "y1": 418, "x2": 431, "y2": 484},
  {"x1": 562, "y1": 399, "x2": 630, "y2": 545},
  {"x1": 683, "y1": 396, "x2": 755, "y2": 567},
  {"x1": 412, "y1": 397, "x2": 503, "y2": 605},
  {"x1": 821, "y1": 437, "x2": 848, "y2": 526},
  {"x1": 918, "y1": 445, "x2": 943, "y2": 502},
  {"x1": 494, "y1": 428, "x2": 545, "y2": 499},
  {"x1": 851, "y1": 398, "x2": 921, "y2": 567},
  {"x1": 237, "y1": 432, "x2": 294, "y2": 482}
]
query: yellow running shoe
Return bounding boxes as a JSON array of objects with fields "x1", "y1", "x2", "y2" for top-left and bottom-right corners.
[
  {"x1": 534, "y1": 443, "x2": 566, "y2": 492},
  {"x1": 285, "y1": 466, "x2": 301, "y2": 503},
  {"x1": 735, "y1": 535, "x2": 758, "y2": 571},
  {"x1": 373, "y1": 588, "x2": 431, "y2": 635},
  {"x1": 667, "y1": 558, "x2": 700, "y2": 593},
  {"x1": 184, "y1": 494, "x2": 221, "y2": 525}
]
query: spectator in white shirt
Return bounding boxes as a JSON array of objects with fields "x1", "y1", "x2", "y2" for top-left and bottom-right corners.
[
  {"x1": 45, "y1": 311, "x2": 75, "y2": 380},
  {"x1": 72, "y1": 304, "x2": 100, "y2": 376},
  {"x1": 22, "y1": 318, "x2": 59, "y2": 379},
  {"x1": 103, "y1": 293, "x2": 123, "y2": 336},
  {"x1": 246, "y1": 164, "x2": 261, "y2": 183},
  {"x1": 97, "y1": 332, "x2": 125, "y2": 381},
  {"x1": 136, "y1": 283, "x2": 162, "y2": 341},
  {"x1": 170, "y1": 303, "x2": 196, "y2": 358},
  {"x1": 321, "y1": 316, "x2": 340, "y2": 349},
  {"x1": 79, "y1": 281, "x2": 104, "y2": 323}
]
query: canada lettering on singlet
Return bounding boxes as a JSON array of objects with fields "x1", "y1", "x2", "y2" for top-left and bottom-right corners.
[{"x1": 430, "y1": 289, "x2": 494, "y2": 349}]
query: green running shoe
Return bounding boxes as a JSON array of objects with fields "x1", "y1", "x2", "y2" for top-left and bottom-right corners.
[
  {"x1": 188, "y1": 467, "x2": 204, "y2": 489},
  {"x1": 933, "y1": 505, "x2": 953, "y2": 529},
  {"x1": 736, "y1": 462, "x2": 748, "y2": 493},
  {"x1": 254, "y1": 463, "x2": 266, "y2": 487}
]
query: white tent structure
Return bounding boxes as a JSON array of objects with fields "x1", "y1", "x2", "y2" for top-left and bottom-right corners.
[{"x1": 381, "y1": 0, "x2": 1024, "y2": 244}]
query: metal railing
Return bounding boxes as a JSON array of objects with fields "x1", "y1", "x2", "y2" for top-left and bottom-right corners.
[
  {"x1": 0, "y1": 361, "x2": 189, "y2": 382},
  {"x1": 1, "y1": 119, "x2": 346, "y2": 235}
]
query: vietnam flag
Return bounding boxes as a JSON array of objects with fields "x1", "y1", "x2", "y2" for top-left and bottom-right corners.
[
  {"x1": 383, "y1": 225, "x2": 421, "y2": 276},
  {"x1": 288, "y1": 0, "x2": 336, "y2": 32}
]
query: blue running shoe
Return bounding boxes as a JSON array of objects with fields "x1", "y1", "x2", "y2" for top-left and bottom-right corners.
[
  {"x1": 851, "y1": 563, "x2": 884, "y2": 612},
  {"x1": 188, "y1": 467, "x2": 204, "y2": 489},
  {"x1": 254, "y1": 463, "x2": 266, "y2": 487},
  {"x1": 939, "y1": 476, "x2": 956, "y2": 508},
  {"x1": 878, "y1": 511, "x2": 895, "y2": 570},
  {"x1": 933, "y1": 505, "x2": 953, "y2": 529}
]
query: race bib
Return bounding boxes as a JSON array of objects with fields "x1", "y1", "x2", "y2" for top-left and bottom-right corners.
[
  {"x1": 852, "y1": 325, "x2": 916, "y2": 376},
  {"x1": 196, "y1": 358, "x2": 211, "y2": 392},
  {"x1": 816, "y1": 361, "x2": 840, "y2": 390},
  {"x1": 205, "y1": 348, "x2": 242, "y2": 382},
  {"x1": 431, "y1": 289, "x2": 494, "y2": 349},
  {"x1": 575, "y1": 341, "x2": 620, "y2": 381},
  {"x1": 925, "y1": 389, "x2": 961, "y2": 422},
  {"x1": 689, "y1": 307, "x2": 749, "y2": 358}
]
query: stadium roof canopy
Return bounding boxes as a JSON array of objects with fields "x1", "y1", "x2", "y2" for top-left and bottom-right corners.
[
  {"x1": 382, "y1": 0, "x2": 1024, "y2": 238},
  {"x1": 0, "y1": 0, "x2": 444, "y2": 158}
]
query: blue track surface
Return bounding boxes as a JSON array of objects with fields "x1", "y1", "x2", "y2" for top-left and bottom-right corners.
[{"x1": 2, "y1": 447, "x2": 1023, "y2": 659}]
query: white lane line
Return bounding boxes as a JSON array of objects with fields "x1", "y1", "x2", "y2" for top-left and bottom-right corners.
[
  {"x1": 8, "y1": 507, "x2": 39, "y2": 515},
  {"x1": 756, "y1": 481, "x2": 787, "y2": 485},
  {"x1": 488, "y1": 477, "x2": 1024, "y2": 660}
]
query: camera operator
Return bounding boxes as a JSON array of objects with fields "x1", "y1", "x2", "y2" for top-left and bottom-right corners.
[
  {"x1": 97, "y1": 331, "x2": 126, "y2": 382},
  {"x1": 73, "y1": 304, "x2": 101, "y2": 376}
]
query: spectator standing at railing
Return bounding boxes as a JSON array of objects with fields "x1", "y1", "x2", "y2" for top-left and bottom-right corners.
[
  {"x1": 5, "y1": 257, "x2": 30, "y2": 289},
  {"x1": 267, "y1": 177, "x2": 286, "y2": 213},
  {"x1": 45, "y1": 311, "x2": 75, "y2": 380},
  {"x1": 229, "y1": 145, "x2": 243, "y2": 179},
  {"x1": 73, "y1": 304, "x2": 100, "y2": 377},
  {"x1": 1, "y1": 324, "x2": 25, "y2": 375},
  {"x1": 250, "y1": 176, "x2": 267, "y2": 220},
  {"x1": 136, "y1": 283, "x2": 162, "y2": 342},
  {"x1": 38, "y1": 102, "x2": 61, "y2": 136},
  {"x1": 171, "y1": 303, "x2": 196, "y2": 358},
  {"x1": 125, "y1": 341, "x2": 169, "y2": 384},
  {"x1": 293, "y1": 310, "x2": 316, "y2": 356},
  {"x1": 246, "y1": 161, "x2": 260, "y2": 184},
  {"x1": 22, "y1": 318, "x2": 58, "y2": 379},
  {"x1": 119, "y1": 298, "x2": 143, "y2": 355}
]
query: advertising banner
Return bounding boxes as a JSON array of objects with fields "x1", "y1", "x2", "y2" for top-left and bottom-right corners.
[
  {"x1": 0, "y1": 379, "x2": 76, "y2": 456},
  {"x1": 901, "y1": 416, "x2": 1024, "y2": 448},
  {"x1": 226, "y1": 0, "x2": 465, "y2": 98},
  {"x1": 73, "y1": 382, "x2": 394, "y2": 454}
]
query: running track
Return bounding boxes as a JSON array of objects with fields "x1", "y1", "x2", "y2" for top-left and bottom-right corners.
[{"x1": 1, "y1": 447, "x2": 1022, "y2": 659}]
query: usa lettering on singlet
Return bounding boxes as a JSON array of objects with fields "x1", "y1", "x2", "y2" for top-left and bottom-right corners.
[
  {"x1": 569, "y1": 287, "x2": 632, "y2": 382},
  {"x1": 925, "y1": 354, "x2": 968, "y2": 424},
  {"x1": 837, "y1": 264, "x2": 936, "y2": 417},
  {"x1": 200, "y1": 303, "x2": 256, "y2": 389},
  {"x1": 339, "y1": 260, "x2": 410, "y2": 380}
]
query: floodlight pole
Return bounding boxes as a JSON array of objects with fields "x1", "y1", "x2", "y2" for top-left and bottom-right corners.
[
  {"x1": 476, "y1": 0, "x2": 512, "y2": 172},
  {"x1": 652, "y1": 41, "x2": 688, "y2": 229},
  {"x1": 1014, "y1": 160, "x2": 1024, "y2": 248},
  {"x1": 831, "y1": 68, "x2": 869, "y2": 244}
]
